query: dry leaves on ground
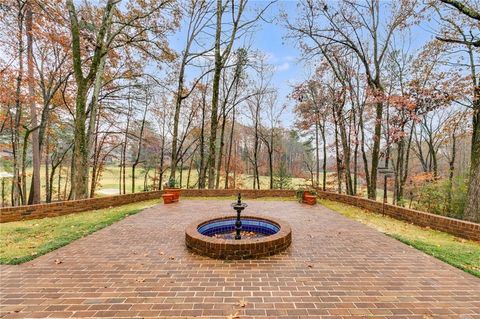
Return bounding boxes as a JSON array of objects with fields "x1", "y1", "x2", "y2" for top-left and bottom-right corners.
[{"x1": 226, "y1": 311, "x2": 240, "y2": 319}]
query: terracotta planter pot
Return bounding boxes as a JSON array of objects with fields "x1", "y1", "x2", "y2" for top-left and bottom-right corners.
[
  {"x1": 164, "y1": 188, "x2": 181, "y2": 201},
  {"x1": 162, "y1": 193, "x2": 175, "y2": 204},
  {"x1": 303, "y1": 192, "x2": 316, "y2": 205}
]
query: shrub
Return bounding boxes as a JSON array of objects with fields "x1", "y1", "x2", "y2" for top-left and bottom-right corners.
[{"x1": 413, "y1": 175, "x2": 467, "y2": 220}]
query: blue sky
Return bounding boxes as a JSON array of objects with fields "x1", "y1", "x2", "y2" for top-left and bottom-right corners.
[
  {"x1": 166, "y1": 1, "x2": 304, "y2": 125},
  {"x1": 167, "y1": 1, "x2": 439, "y2": 127}
]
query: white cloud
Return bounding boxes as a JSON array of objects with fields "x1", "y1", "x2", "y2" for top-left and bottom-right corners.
[
  {"x1": 277, "y1": 62, "x2": 290, "y2": 72},
  {"x1": 265, "y1": 52, "x2": 279, "y2": 63}
]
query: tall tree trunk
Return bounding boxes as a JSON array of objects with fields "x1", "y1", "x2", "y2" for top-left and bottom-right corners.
[
  {"x1": 464, "y1": 42, "x2": 479, "y2": 222},
  {"x1": 159, "y1": 137, "x2": 165, "y2": 190},
  {"x1": 87, "y1": 49, "x2": 108, "y2": 164},
  {"x1": 121, "y1": 94, "x2": 133, "y2": 194},
  {"x1": 57, "y1": 162, "x2": 62, "y2": 201},
  {"x1": 253, "y1": 108, "x2": 260, "y2": 190},
  {"x1": 187, "y1": 155, "x2": 194, "y2": 188},
  {"x1": 45, "y1": 122, "x2": 50, "y2": 202},
  {"x1": 358, "y1": 104, "x2": 370, "y2": 196},
  {"x1": 179, "y1": 159, "x2": 184, "y2": 188},
  {"x1": 12, "y1": 2, "x2": 25, "y2": 206},
  {"x1": 118, "y1": 147, "x2": 123, "y2": 194},
  {"x1": 225, "y1": 107, "x2": 235, "y2": 189},
  {"x1": 71, "y1": 82, "x2": 89, "y2": 199},
  {"x1": 207, "y1": 0, "x2": 223, "y2": 189},
  {"x1": 21, "y1": 131, "x2": 30, "y2": 204},
  {"x1": 143, "y1": 168, "x2": 149, "y2": 191},
  {"x1": 66, "y1": 0, "x2": 116, "y2": 199},
  {"x1": 89, "y1": 105, "x2": 101, "y2": 198},
  {"x1": 215, "y1": 108, "x2": 227, "y2": 188},
  {"x1": 198, "y1": 89, "x2": 207, "y2": 189},
  {"x1": 132, "y1": 100, "x2": 148, "y2": 193},
  {"x1": 464, "y1": 153, "x2": 480, "y2": 222},
  {"x1": 170, "y1": 57, "x2": 187, "y2": 182},
  {"x1": 268, "y1": 140, "x2": 273, "y2": 190},
  {"x1": 334, "y1": 119, "x2": 342, "y2": 194},
  {"x1": 336, "y1": 106, "x2": 353, "y2": 195},
  {"x1": 382, "y1": 103, "x2": 391, "y2": 203},
  {"x1": 315, "y1": 119, "x2": 320, "y2": 187},
  {"x1": 320, "y1": 121, "x2": 327, "y2": 191},
  {"x1": 26, "y1": 3, "x2": 41, "y2": 204},
  {"x1": 447, "y1": 132, "x2": 456, "y2": 213},
  {"x1": 464, "y1": 87, "x2": 480, "y2": 222},
  {"x1": 352, "y1": 110, "x2": 359, "y2": 195},
  {"x1": 368, "y1": 97, "x2": 383, "y2": 200}
]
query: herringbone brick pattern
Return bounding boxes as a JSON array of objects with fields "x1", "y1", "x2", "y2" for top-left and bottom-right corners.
[{"x1": 1, "y1": 200, "x2": 479, "y2": 318}]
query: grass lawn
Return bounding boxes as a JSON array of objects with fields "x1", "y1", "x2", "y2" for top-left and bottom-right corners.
[
  {"x1": 320, "y1": 199, "x2": 480, "y2": 278},
  {"x1": 4, "y1": 165, "x2": 311, "y2": 201},
  {"x1": 183, "y1": 196, "x2": 297, "y2": 201},
  {"x1": 0, "y1": 199, "x2": 160, "y2": 265}
]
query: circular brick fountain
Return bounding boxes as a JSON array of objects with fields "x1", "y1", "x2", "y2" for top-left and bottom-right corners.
[{"x1": 185, "y1": 215, "x2": 291, "y2": 259}]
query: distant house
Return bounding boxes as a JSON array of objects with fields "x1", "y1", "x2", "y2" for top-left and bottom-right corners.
[{"x1": 0, "y1": 144, "x2": 13, "y2": 161}]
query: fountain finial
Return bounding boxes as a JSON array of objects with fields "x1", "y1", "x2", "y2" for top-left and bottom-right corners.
[{"x1": 231, "y1": 192, "x2": 247, "y2": 240}]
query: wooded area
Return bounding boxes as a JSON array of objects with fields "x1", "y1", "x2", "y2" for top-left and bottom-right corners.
[{"x1": 0, "y1": 0, "x2": 478, "y2": 222}]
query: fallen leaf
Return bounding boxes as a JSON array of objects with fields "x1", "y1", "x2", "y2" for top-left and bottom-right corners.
[
  {"x1": 135, "y1": 278, "x2": 145, "y2": 283},
  {"x1": 169, "y1": 256, "x2": 175, "y2": 260},
  {"x1": 306, "y1": 264, "x2": 313, "y2": 268},
  {"x1": 237, "y1": 299, "x2": 247, "y2": 307},
  {"x1": 54, "y1": 259, "x2": 62, "y2": 265},
  {"x1": 226, "y1": 311, "x2": 240, "y2": 319},
  {"x1": 143, "y1": 253, "x2": 149, "y2": 257},
  {"x1": 159, "y1": 251, "x2": 165, "y2": 255}
]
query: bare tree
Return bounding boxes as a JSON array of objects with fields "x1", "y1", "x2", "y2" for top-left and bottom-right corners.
[{"x1": 286, "y1": 0, "x2": 420, "y2": 199}]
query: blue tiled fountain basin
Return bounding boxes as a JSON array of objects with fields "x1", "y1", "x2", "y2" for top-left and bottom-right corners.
[{"x1": 198, "y1": 218, "x2": 280, "y2": 237}]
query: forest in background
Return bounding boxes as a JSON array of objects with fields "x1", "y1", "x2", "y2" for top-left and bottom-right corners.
[{"x1": 0, "y1": 0, "x2": 478, "y2": 223}]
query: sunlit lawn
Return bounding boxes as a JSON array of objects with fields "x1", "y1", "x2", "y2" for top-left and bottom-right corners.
[
  {"x1": 5, "y1": 165, "x2": 311, "y2": 200},
  {"x1": 320, "y1": 199, "x2": 480, "y2": 278},
  {"x1": 0, "y1": 199, "x2": 160, "y2": 264}
]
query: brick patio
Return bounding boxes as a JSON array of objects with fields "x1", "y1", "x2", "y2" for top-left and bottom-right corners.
[{"x1": 1, "y1": 200, "x2": 479, "y2": 318}]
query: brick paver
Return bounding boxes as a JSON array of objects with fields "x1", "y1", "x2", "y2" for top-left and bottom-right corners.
[{"x1": 1, "y1": 200, "x2": 479, "y2": 318}]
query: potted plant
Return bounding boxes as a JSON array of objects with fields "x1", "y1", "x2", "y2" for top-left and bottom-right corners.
[
  {"x1": 296, "y1": 187, "x2": 317, "y2": 205},
  {"x1": 164, "y1": 177, "x2": 181, "y2": 201}
]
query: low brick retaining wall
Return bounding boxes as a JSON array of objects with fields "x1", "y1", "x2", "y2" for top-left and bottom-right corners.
[
  {"x1": 3, "y1": 188, "x2": 477, "y2": 242},
  {"x1": 0, "y1": 189, "x2": 295, "y2": 223},
  {"x1": 317, "y1": 190, "x2": 480, "y2": 242}
]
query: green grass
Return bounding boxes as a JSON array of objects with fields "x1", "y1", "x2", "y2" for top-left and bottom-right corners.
[
  {"x1": 0, "y1": 199, "x2": 160, "y2": 265},
  {"x1": 319, "y1": 199, "x2": 480, "y2": 278},
  {"x1": 96, "y1": 167, "x2": 310, "y2": 193},
  {"x1": 2, "y1": 165, "x2": 311, "y2": 201},
  {"x1": 183, "y1": 196, "x2": 297, "y2": 201}
]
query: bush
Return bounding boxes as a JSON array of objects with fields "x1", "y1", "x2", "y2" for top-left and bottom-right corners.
[
  {"x1": 413, "y1": 175, "x2": 467, "y2": 220},
  {"x1": 273, "y1": 158, "x2": 292, "y2": 190}
]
